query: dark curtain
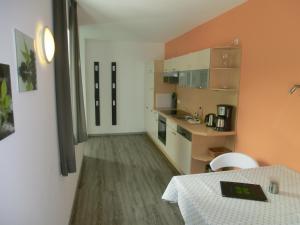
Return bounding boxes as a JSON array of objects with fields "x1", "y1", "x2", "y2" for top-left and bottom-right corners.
[
  {"x1": 69, "y1": 0, "x2": 88, "y2": 143},
  {"x1": 53, "y1": 0, "x2": 76, "y2": 176}
]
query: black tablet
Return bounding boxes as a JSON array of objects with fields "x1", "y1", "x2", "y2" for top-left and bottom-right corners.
[{"x1": 220, "y1": 181, "x2": 268, "y2": 202}]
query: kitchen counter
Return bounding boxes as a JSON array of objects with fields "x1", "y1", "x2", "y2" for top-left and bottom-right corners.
[{"x1": 157, "y1": 109, "x2": 236, "y2": 137}]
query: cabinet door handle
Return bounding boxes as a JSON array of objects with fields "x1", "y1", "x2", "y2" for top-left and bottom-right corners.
[{"x1": 172, "y1": 131, "x2": 177, "y2": 135}]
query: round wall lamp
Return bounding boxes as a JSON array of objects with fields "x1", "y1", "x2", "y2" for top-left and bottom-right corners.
[{"x1": 42, "y1": 27, "x2": 55, "y2": 63}]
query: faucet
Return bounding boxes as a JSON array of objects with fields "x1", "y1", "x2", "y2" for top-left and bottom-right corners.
[{"x1": 193, "y1": 106, "x2": 204, "y2": 123}]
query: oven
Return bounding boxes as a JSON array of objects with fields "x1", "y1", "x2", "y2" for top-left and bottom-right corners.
[{"x1": 158, "y1": 115, "x2": 166, "y2": 145}]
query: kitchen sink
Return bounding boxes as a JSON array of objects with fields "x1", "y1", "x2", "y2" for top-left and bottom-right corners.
[
  {"x1": 160, "y1": 109, "x2": 201, "y2": 124},
  {"x1": 172, "y1": 114, "x2": 193, "y2": 121},
  {"x1": 160, "y1": 109, "x2": 192, "y2": 121}
]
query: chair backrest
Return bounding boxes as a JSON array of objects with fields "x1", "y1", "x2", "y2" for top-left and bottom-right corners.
[{"x1": 209, "y1": 152, "x2": 259, "y2": 171}]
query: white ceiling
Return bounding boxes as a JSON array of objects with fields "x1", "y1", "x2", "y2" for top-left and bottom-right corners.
[{"x1": 78, "y1": 0, "x2": 247, "y2": 42}]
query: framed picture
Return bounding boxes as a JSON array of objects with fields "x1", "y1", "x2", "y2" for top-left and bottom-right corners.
[
  {"x1": 14, "y1": 29, "x2": 37, "y2": 92},
  {"x1": 0, "y1": 63, "x2": 15, "y2": 140}
]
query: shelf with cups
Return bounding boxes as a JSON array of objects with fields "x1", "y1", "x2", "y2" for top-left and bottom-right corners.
[
  {"x1": 209, "y1": 47, "x2": 241, "y2": 91},
  {"x1": 209, "y1": 68, "x2": 240, "y2": 91},
  {"x1": 210, "y1": 47, "x2": 241, "y2": 68}
]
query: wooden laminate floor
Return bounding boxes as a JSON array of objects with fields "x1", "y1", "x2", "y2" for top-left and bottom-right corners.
[{"x1": 70, "y1": 134, "x2": 184, "y2": 225}]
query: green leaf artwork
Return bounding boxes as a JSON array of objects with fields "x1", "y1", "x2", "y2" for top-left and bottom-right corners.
[
  {"x1": 0, "y1": 63, "x2": 15, "y2": 141},
  {"x1": 0, "y1": 80, "x2": 12, "y2": 125},
  {"x1": 15, "y1": 29, "x2": 37, "y2": 92}
]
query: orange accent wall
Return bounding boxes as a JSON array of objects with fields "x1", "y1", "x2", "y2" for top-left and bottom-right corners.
[{"x1": 165, "y1": 0, "x2": 300, "y2": 171}]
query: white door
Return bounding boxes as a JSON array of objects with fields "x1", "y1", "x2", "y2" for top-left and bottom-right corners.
[
  {"x1": 85, "y1": 56, "x2": 113, "y2": 134},
  {"x1": 85, "y1": 41, "x2": 146, "y2": 135}
]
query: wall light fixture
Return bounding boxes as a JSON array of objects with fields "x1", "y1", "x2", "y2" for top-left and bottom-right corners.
[{"x1": 42, "y1": 27, "x2": 55, "y2": 63}]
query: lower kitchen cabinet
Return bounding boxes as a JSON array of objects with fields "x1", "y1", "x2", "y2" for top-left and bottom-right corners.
[
  {"x1": 166, "y1": 121, "x2": 192, "y2": 174},
  {"x1": 145, "y1": 109, "x2": 158, "y2": 140},
  {"x1": 149, "y1": 110, "x2": 158, "y2": 140},
  {"x1": 166, "y1": 126, "x2": 178, "y2": 166},
  {"x1": 145, "y1": 108, "x2": 151, "y2": 134},
  {"x1": 176, "y1": 131, "x2": 192, "y2": 174}
]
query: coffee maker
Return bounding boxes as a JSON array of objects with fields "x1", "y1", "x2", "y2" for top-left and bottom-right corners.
[
  {"x1": 205, "y1": 113, "x2": 216, "y2": 127},
  {"x1": 215, "y1": 105, "x2": 233, "y2": 131}
]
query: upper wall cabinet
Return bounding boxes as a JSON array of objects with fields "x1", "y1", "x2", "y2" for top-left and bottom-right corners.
[
  {"x1": 178, "y1": 70, "x2": 209, "y2": 89},
  {"x1": 164, "y1": 57, "x2": 181, "y2": 72},
  {"x1": 185, "y1": 49, "x2": 210, "y2": 70},
  {"x1": 163, "y1": 58, "x2": 172, "y2": 73},
  {"x1": 163, "y1": 46, "x2": 241, "y2": 91},
  {"x1": 163, "y1": 49, "x2": 211, "y2": 85},
  {"x1": 164, "y1": 49, "x2": 210, "y2": 73}
]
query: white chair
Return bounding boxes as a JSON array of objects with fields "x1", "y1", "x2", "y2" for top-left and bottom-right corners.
[{"x1": 209, "y1": 152, "x2": 259, "y2": 171}]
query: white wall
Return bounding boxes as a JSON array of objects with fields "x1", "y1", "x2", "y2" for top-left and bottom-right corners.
[
  {"x1": 0, "y1": 1, "x2": 84, "y2": 225},
  {"x1": 85, "y1": 40, "x2": 164, "y2": 134}
]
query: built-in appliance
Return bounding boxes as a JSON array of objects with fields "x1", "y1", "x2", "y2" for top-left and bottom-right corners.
[
  {"x1": 215, "y1": 117, "x2": 225, "y2": 131},
  {"x1": 205, "y1": 113, "x2": 216, "y2": 127},
  {"x1": 215, "y1": 105, "x2": 233, "y2": 131},
  {"x1": 158, "y1": 115, "x2": 166, "y2": 145},
  {"x1": 177, "y1": 126, "x2": 192, "y2": 142},
  {"x1": 163, "y1": 71, "x2": 179, "y2": 84}
]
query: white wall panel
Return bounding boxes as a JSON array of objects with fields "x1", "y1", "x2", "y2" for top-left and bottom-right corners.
[
  {"x1": 85, "y1": 40, "x2": 164, "y2": 134},
  {"x1": 0, "y1": 1, "x2": 84, "y2": 225}
]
